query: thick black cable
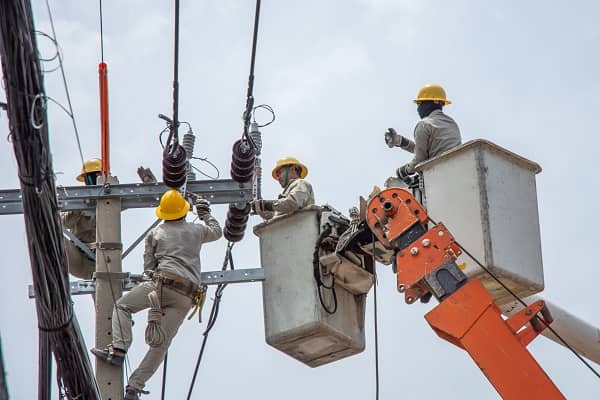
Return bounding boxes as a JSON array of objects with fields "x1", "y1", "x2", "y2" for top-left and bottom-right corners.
[
  {"x1": 372, "y1": 238, "x2": 380, "y2": 400},
  {"x1": 0, "y1": 1, "x2": 99, "y2": 398},
  {"x1": 186, "y1": 242, "x2": 234, "y2": 400},
  {"x1": 242, "y1": 0, "x2": 262, "y2": 141},
  {"x1": 313, "y1": 224, "x2": 337, "y2": 314},
  {"x1": 0, "y1": 337, "x2": 8, "y2": 400},
  {"x1": 171, "y1": 0, "x2": 180, "y2": 145},
  {"x1": 428, "y1": 216, "x2": 600, "y2": 380},
  {"x1": 161, "y1": 352, "x2": 168, "y2": 400},
  {"x1": 39, "y1": 330, "x2": 51, "y2": 400}
]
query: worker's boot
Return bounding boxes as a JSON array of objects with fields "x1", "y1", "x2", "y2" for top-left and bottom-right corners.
[{"x1": 90, "y1": 344, "x2": 126, "y2": 366}]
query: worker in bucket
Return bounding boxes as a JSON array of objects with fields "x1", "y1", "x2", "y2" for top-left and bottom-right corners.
[
  {"x1": 385, "y1": 83, "x2": 461, "y2": 185},
  {"x1": 253, "y1": 156, "x2": 315, "y2": 220},
  {"x1": 91, "y1": 189, "x2": 222, "y2": 400},
  {"x1": 61, "y1": 158, "x2": 102, "y2": 279}
]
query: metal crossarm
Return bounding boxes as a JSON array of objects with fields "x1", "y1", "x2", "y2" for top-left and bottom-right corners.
[
  {"x1": 0, "y1": 179, "x2": 252, "y2": 215},
  {"x1": 28, "y1": 268, "x2": 265, "y2": 298}
]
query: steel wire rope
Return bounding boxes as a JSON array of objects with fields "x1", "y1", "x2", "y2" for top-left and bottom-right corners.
[
  {"x1": 427, "y1": 216, "x2": 600, "y2": 380},
  {"x1": 43, "y1": 0, "x2": 85, "y2": 166},
  {"x1": 186, "y1": 242, "x2": 235, "y2": 400}
]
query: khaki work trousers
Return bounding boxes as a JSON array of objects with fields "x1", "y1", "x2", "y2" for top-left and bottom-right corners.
[{"x1": 112, "y1": 281, "x2": 192, "y2": 390}]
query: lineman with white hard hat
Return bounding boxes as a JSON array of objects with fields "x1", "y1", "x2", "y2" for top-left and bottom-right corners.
[
  {"x1": 253, "y1": 156, "x2": 315, "y2": 220},
  {"x1": 385, "y1": 84, "x2": 462, "y2": 182}
]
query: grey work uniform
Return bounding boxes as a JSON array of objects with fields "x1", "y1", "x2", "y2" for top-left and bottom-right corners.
[
  {"x1": 260, "y1": 178, "x2": 315, "y2": 220},
  {"x1": 399, "y1": 109, "x2": 462, "y2": 174},
  {"x1": 61, "y1": 210, "x2": 96, "y2": 279},
  {"x1": 112, "y1": 215, "x2": 222, "y2": 391}
]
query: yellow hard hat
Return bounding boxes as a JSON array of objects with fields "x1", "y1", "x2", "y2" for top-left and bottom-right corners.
[
  {"x1": 155, "y1": 189, "x2": 190, "y2": 221},
  {"x1": 76, "y1": 158, "x2": 102, "y2": 182},
  {"x1": 271, "y1": 157, "x2": 308, "y2": 180},
  {"x1": 413, "y1": 84, "x2": 451, "y2": 105}
]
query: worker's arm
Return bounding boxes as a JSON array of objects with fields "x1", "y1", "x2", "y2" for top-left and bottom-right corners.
[
  {"x1": 398, "y1": 122, "x2": 430, "y2": 176},
  {"x1": 143, "y1": 232, "x2": 158, "y2": 271},
  {"x1": 198, "y1": 214, "x2": 223, "y2": 242},
  {"x1": 270, "y1": 180, "x2": 313, "y2": 214}
]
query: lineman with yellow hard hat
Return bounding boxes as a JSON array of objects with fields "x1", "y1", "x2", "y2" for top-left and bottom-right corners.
[
  {"x1": 61, "y1": 158, "x2": 103, "y2": 279},
  {"x1": 385, "y1": 84, "x2": 461, "y2": 181},
  {"x1": 92, "y1": 189, "x2": 221, "y2": 399},
  {"x1": 253, "y1": 156, "x2": 315, "y2": 220}
]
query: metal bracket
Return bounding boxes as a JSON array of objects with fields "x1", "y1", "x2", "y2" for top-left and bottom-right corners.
[
  {"x1": 95, "y1": 242, "x2": 123, "y2": 251},
  {"x1": 27, "y1": 268, "x2": 266, "y2": 298}
]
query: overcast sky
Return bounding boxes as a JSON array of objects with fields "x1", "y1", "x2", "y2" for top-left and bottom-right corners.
[{"x1": 1, "y1": 1, "x2": 599, "y2": 399}]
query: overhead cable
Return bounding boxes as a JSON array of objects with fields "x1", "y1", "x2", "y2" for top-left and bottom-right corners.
[
  {"x1": 43, "y1": 0, "x2": 85, "y2": 167},
  {"x1": 0, "y1": 1, "x2": 99, "y2": 398},
  {"x1": 186, "y1": 242, "x2": 235, "y2": 400}
]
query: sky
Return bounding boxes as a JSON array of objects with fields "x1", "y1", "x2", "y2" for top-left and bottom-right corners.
[{"x1": 1, "y1": 0, "x2": 599, "y2": 398}]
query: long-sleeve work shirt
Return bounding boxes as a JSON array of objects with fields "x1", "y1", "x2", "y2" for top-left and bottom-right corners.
[
  {"x1": 399, "y1": 109, "x2": 461, "y2": 174},
  {"x1": 61, "y1": 210, "x2": 96, "y2": 243},
  {"x1": 143, "y1": 216, "x2": 222, "y2": 286},
  {"x1": 261, "y1": 178, "x2": 315, "y2": 220}
]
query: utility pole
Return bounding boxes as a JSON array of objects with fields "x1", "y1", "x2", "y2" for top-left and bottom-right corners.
[{"x1": 94, "y1": 175, "x2": 124, "y2": 400}]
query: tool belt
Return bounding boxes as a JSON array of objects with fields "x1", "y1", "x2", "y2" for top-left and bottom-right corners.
[{"x1": 153, "y1": 271, "x2": 207, "y2": 322}]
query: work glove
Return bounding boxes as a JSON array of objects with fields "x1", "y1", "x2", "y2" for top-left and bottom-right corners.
[
  {"x1": 252, "y1": 199, "x2": 275, "y2": 214},
  {"x1": 195, "y1": 198, "x2": 211, "y2": 219},
  {"x1": 384, "y1": 128, "x2": 409, "y2": 148},
  {"x1": 396, "y1": 165, "x2": 411, "y2": 180}
]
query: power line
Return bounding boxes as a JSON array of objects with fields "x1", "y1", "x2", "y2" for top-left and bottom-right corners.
[{"x1": 43, "y1": 0, "x2": 85, "y2": 167}]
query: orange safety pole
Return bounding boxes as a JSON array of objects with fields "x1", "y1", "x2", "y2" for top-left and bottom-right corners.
[{"x1": 98, "y1": 62, "x2": 110, "y2": 176}]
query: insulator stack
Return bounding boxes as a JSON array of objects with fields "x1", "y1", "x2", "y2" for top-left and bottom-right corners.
[
  {"x1": 224, "y1": 202, "x2": 251, "y2": 242},
  {"x1": 162, "y1": 143, "x2": 187, "y2": 188},
  {"x1": 230, "y1": 139, "x2": 255, "y2": 183},
  {"x1": 182, "y1": 131, "x2": 196, "y2": 181}
]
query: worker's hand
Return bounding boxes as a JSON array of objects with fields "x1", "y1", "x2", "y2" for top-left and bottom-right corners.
[
  {"x1": 252, "y1": 199, "x2": 275, "y2": 213},
  {"x1": 195, "y1": 198, "x2": 211, "y2": 219},
  {"x1": 384, "y1": 128, "x2": 398, "y2": 148},
  {"x1": 385, "y1": 128, "x2": 410, "y2": 148},
  {"x1": 396, "y1": 165, "x2": 411, "y2": 180}
]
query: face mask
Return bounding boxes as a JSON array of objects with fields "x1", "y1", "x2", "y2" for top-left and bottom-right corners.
[
  {"x1": 417, "y1": 101, "x2": 442, "y2": 118},
  {"x1": 84, "y1": 173, "x2": 98, "y2": 186}
]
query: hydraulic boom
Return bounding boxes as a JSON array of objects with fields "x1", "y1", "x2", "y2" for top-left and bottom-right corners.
[{"x1": 365, "y1": 187, "x2": 565, "y2": 399}]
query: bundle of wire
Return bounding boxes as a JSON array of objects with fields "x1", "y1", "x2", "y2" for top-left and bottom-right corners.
[{"x1": 0, "y1": 1, "x2": 99, "y2": 399}]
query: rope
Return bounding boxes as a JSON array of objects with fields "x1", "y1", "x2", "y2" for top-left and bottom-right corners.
[
  {"x1": 427, "y1": 216, "x2": 600, "y2": 380},
  {"x1": 145, "y1": 289, "x2": 166, "y2": 348},
  {"x1": 186, "y1": 242, "x2": 234, "y2": 400}
]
